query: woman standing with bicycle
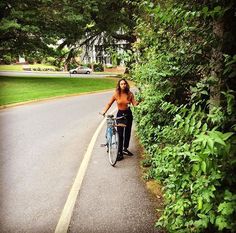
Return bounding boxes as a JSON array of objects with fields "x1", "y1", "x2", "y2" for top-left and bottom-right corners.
[{"x1": 101, "y1": 78, "x2": 138, "y2": 161}]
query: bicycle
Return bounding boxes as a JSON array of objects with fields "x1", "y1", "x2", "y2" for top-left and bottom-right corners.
[{"x1": 101, "y1": 114, "x2": 126, "y2": 166}]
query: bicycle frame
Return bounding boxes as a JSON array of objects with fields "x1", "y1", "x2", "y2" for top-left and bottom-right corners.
[
  {"x1": 106, "y1": 126, "x2": 113, "y2": 145},
  {"x1": 102, "y1": 114, "x2": 126, "y2": 166}
]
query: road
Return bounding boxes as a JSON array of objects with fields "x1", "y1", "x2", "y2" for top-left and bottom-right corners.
[
  {"x1": 0, "y1": 71, "x2": 116, "y2": 78},
  {"x1": 0, "y1": 91, "x2": 159, "y2": 233}
]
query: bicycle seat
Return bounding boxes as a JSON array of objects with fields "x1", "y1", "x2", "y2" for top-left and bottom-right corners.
[{"x1": 115, "y1": 123, "x2": 126, "y2": 127}]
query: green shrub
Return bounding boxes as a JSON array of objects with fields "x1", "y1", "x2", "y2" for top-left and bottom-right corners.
[
  {"x1": 46, "y1": 57, "x2": 56, "y2": 66},
  {"x1": 132, "y1": 1, "x2": 236, "y2": 232},
  {"x1": 2, "y1": 55, "x2": 12, "y2": 64},
  {"x1": 67, "y1": 63, "x2": 77, "y2": 70},
  {"x1": 82, "y1": 63, "x2": 92, "y2": 68},
  {"x1": 27, "y1": 57, "x2": 35, "y2": 64},
  {"x1": 93, "y1": 63, "x2": 104, "y2": 72}
]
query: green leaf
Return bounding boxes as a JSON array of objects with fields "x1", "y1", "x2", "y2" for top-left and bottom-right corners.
[
  {"x1": 209, "y1": 211, "x2": 215, "y2": 224},
  {"x1": 196, "y1": 121, "x2": 202, "y2": 129},
  {"x1": 191, "y1": 104, "x2": 196, "y2": 112},
  {"x1": 207, "y1": 138, "x2": 214, "y2": 151},
  {"x1": 192, "y1": 163, "x2": 200, "y2": 175},
  {"x1": 184, "y1": 123, "x2": 189, "y2": 133},
  {"x1": 208, "y1": 131, "x2": 226, "y2": 146},
  {"x1": 218, "y1": 202, "x2": 234, "y2": 215},
  {"x1": 202, "y1": 6, "x2": 208, "y2": 14},
  {"x1": 202, "y1": 123, "x2": 208, "y2": 132},
  {"x1": 192, "y1": 158, "x2": 201, "y2": 165},
  {"x1": 200, "y1": 90, "x2": 208, "y2": 95},
  {"x1": 189, "y1": 126, "x2": 194, "y2": 134},
  {"x1": 190, "y1": 117, "x2": 196, "y2": 126},
  {"x1": 214, "y1": 6, "x2": 222, "y2": 13},
  {"x1": 197, "y1": 196, "x2": 203, "y2": 210},
  {"x1": 215, "y1": 216, "x2": 228, "y2": 230},
  {"x1": 201, "y1": 161, "x2": 206, "y2": 173},
  {"x1": 195, "y1": 214, "x2": 209, "y2": 228},
  {"x1": 202, "y1": 203, "x2": 212, "y2": 213},
  {"x1": 222, "y1": 132, "x2": 234, "y2": 141}
]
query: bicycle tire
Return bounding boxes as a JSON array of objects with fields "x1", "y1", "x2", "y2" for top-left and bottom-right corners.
[{"x1": 108, "y1": 129, "x2": 119, "y2": 166}]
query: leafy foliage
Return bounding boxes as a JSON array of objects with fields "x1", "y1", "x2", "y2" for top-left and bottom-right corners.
[
  {"x1": 0, "y1": 0, "x2": 139, "y2": 60},
  {"x1": 132, "y1": 0, "x2": 236, "y2": 232}
]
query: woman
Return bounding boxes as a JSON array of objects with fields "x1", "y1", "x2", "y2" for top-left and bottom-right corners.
[{"x1": 101, "y1": 78, "x2": 138, "y2": 161}]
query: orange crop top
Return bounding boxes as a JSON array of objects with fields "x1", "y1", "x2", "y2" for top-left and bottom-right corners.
[{"x1": 104, "y1": 91, "x2": 138, "y2": 113}]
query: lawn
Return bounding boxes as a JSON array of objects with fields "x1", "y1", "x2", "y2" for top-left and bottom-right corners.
[
  {"x1": 0, "y1": 76, "x2": 117, "y2": 106},
  {"x1": 0, "y1": 64, "x2": 125, "y2": 75},
  {"x1": 0, "y1": 64, "x2": 57, "y2": 71},
  {"x1": 0, "y1": 65, "x2": 24, "y2": 71}
]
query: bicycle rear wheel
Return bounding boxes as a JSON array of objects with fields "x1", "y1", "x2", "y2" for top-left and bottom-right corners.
[{"x1": 108, "y1": 130, "x2": 119, "y2": 166}]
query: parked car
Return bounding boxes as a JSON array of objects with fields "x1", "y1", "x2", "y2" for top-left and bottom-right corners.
[{"x1": 69, "y1": 66, "x2": 92, "y2": 74}]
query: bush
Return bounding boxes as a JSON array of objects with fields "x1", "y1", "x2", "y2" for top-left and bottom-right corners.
[
  {"x1": 93, "y1": 63, "x2": 104, "y2": 72},
  {"x1": 27, "y1": 57, "x2": 35, "y2": 64},
  {"x1": 46, "y1": 57, "x2": 56, "y2": 66},
  {"x1": 67, "y1": 63, "x2": 77, "y2": 71},
  {"x1": 55, "y1": 67, "x2": 63, "y2": 71},
  {"x1": 81, "y1": 63, "x2": 92, "y2": 68},
  {"x1": 132, "y1": 1, "x2": 236, "y2": 232},
  {"x1": 2, "y1": 55, "x2": 12, "y2": 64},
  {"x1": 23, "y1": 68, "x2": 32, "y2": 71},
  {"x1": 105, "y1": 64, "x2": 113, "y2": 68}
]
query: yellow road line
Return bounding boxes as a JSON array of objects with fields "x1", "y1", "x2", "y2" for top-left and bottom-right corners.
[{"x1": 54, "y1": 109, "x2": 116, "y2": 233}]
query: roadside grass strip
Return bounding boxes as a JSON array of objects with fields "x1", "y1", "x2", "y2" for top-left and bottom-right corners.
[
  {"x1": 0, "y1": 64, "x2": 57, "y2": 71},
  {"x1": 0, "y1": 76, "x2": 117, "y2": 106}
]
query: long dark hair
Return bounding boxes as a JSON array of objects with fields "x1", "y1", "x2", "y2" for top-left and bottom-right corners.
[{"x1": 116, "y1": 78, "x2": 130, "y2": 96}]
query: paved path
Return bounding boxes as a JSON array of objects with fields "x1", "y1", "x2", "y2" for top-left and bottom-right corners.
[
  {"x1": 0, "y1": 91, "x2": 160, "y2": 233},
  {"x1": 67, "y1": 127, "x2": 160, "y2": 233}
]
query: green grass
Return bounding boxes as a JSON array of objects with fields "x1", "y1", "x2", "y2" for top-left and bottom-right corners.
[
  {"x1": 0, "y1": 65, "x2": 123, "y2": 75},
  {"x1": 28, "y1": 64, "x2": 56, "y2": 68},
  {"x1": 0, "y1": 65, "x2": 24, "y2": 71},
  {"x1": 0, "y1": 64, "x2": 57, "y2": 71},
  {"x1": 0, "y1": 76, "x2": 117, "y2": 106}
]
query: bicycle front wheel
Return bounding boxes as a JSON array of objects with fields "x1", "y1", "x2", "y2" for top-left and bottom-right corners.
[{"x1": 108, "y1": 130, "x2": 119, "y2": 166}]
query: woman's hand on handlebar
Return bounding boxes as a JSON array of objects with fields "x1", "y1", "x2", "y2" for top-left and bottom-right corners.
[{"x1": 99, "y1": 112, "x2": 105, "y2": 117}]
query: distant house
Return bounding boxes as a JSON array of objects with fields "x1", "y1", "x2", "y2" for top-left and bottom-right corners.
[
  {"x1": 18, "y1": 56, "x2": 26, "y2": 63},
  {"x1": 81, "y1": 34, "x2": 129, "y2": 65}
]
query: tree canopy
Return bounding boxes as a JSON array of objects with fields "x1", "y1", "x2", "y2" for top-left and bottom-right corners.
[{"x1": 0, "y1": 0, "x2": 138, "y2": 59}]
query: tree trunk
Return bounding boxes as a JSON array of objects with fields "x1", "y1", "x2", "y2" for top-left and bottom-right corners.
[
  {"x1": 64, "y1": 63, "x2": 68, "y2": 72},
  {"x1": 209, "y1": 19, "x2": 224, "y2": 112}
]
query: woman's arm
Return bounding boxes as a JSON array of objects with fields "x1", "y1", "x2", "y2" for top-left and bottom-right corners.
[
  {"x1": 130, "y1": 92, "x2": 139, "y2": 106},
  {"x1": 101, "y1": 94, "x2": 116, "y2": 115}
]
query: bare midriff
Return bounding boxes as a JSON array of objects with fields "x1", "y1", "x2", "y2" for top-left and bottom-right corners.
[
  {"x1": 116, "y1": 93, "x2": 131, "y2": 110},
  {"x1": 103, "y1": 90, "x2": 138, "y2": 114}
]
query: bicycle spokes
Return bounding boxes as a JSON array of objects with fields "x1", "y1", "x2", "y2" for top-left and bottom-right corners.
[{"x1": 108, "y1": 131, "x2": 119, "y2": 166}]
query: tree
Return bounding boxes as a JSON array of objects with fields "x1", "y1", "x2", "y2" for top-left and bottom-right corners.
[{"x1": 0, "y1": 0, "x2": 139, "y2": 59}]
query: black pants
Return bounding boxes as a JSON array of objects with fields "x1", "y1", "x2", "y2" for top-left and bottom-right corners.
[{"x1": 116, "y1": 108, "x2": 133, "y2": 154}]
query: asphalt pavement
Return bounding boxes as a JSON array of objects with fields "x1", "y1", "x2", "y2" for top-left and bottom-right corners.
[
  {"x1": 0, "y1": 91, "x2": 161, "y2": 233},
  {"x1": 68, "y1": 127, "x2": 160, "y2": 233}
]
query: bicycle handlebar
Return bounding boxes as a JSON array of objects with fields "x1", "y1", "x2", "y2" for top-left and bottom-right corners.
[{"x1": 99, "y1": 112, "x2": 126, "y2": 120}]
